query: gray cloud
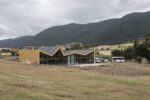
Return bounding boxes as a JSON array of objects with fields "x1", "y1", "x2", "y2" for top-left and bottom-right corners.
[{"x1": 0, "y1": 0, "x2": 150, "y2": 40}]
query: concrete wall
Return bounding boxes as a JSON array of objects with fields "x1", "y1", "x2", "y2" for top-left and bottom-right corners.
[{"x1": 19, "y1": 49, "x2": 40, "y2": 64}]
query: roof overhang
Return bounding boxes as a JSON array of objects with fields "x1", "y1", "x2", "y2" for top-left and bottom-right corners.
[{"x1": 39, "y1": 46, "x2": 94, "y2": 57}]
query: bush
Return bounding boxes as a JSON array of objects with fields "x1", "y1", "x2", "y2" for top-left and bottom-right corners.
[
  {"x1": 111, "y1": 49, "x2": 124, "y2": 57},
  {"x1": 124, "y1": 47, "x2": 136, "y2": 60}
]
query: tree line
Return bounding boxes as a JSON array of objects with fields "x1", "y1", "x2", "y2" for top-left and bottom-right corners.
[{"x1": 111, "y1": 35, "x2": 150, "y2": 62}]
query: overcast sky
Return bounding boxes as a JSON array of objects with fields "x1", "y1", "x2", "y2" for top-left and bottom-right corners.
[{"x1": 0, "y1": 0, "x2": 150, "y2": 40}]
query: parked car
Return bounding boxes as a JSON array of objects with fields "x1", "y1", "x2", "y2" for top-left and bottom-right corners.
[
  {"x1": 112, "y1": 57, "x2": 125, "y2": 63},
  {"x1": 95, "y1": 58, "x2": 101, "y2": 63},
  {"x1": 104, "y1": 59, "x2": 109, "y2": 62},
  {"x1": 95, "y1": 58, "x2": 105, "y2": 63}
]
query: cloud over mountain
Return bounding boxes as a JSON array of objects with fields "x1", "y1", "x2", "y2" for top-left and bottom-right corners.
[{"x1": 0, "y1": 0, "x2": 150, "y2": 40}]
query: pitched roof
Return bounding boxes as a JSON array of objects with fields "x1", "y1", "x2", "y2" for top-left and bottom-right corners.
[
  {"x1": 64, "y1": 49, "x2": 94, "y2": 56},
  {"x1": 39, "y1": 46, "x2": 94, "y2": 56},
  {"x1": 39, "y1": 45, "x2": 62, "y2": 56}
]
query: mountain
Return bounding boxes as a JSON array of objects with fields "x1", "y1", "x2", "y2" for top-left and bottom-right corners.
[
  {"x1": 27, "y1": 11, "x2": 150, "y2": 46},
  {"x1": 0, "y1": 36, "x2": 33, "y2": 47},
  {"x1": 1, "y1": 11, "x2": 150, "y2": 47}
]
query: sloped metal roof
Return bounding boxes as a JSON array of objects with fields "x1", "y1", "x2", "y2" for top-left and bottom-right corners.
[
  {"x1": 64, "y1": 49, "x2": 94, "y2": 56},
  {"x1": 39, "y1": 45, "x2": 62, "y2": 56},
  {"x1": 39, "y1": 46, "x2": 94, "y2": 56}
]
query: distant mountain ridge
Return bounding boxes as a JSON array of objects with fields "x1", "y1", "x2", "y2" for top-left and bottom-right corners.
[
  {"x1": 0, "y1": 36, "x2": 33, "y2": 47},
  {"x1": 1, "y1": 11, "x2": 150, "y2": 47}
]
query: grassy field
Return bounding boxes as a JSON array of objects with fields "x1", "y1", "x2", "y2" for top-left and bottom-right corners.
[
  {"x1": 96, "y1": 42, "x2": 134, "y2": 56},
  {"x1": 0, "y1": 61, "x2": 149, "y2": 100}
]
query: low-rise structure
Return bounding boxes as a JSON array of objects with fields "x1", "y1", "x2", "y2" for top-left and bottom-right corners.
[{"x1": 19, "y1": 45, "x2": 95, "y2": 65}]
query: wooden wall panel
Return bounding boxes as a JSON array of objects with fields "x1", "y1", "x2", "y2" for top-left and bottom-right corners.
[{"x1": 19, "y1": 49, "x2": 40, "y2": 64}]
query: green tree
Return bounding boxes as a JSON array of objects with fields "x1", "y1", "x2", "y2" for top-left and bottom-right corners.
[
  {"x1": 124, "y1": 47, "x2": 136, "y2": 60},
  {"x1": 111, "y1": 49, "x2": 124, "y2": 57},
  {"x1": 66, "y1": 43, "x2": 88, "y2": 50}
]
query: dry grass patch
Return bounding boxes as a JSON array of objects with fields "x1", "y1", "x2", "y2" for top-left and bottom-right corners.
[
  {"x1": 0, "y1": 61, "x2": 149, "y2": 100},
  {"x1": 80, "y1": 62, "x2": 150, "y2": 76}
]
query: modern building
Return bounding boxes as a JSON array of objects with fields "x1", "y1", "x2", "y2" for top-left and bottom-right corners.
[{"x1": 19, "y1": 45, "x2": 95, "y2": 65}]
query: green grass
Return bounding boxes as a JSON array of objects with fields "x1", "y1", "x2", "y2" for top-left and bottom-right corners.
[{"x1": 0, "y1": 62, "x2": 149, "y2": 100}]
